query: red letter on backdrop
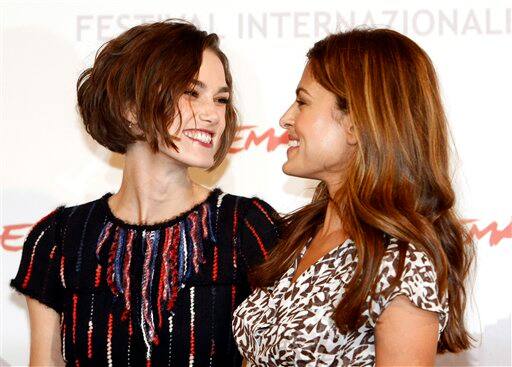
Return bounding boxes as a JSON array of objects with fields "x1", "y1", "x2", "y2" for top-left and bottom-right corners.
[{"x1": 1, "y1": 224, "x2": 32, "y2": 251}]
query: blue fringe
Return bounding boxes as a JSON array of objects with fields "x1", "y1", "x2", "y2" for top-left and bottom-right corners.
[
  {"x1": 178, "y1": 223, "x2": 186, "y2": 283},
  {"x1": 141, "y1": 230, "x2": 146, "y2": 257},
  {"x1": 185, "y1": 218, "x2": 193, "y2": 280},
  {"x1": 195, "y1": 211, "x2": 205, "y2": 265},
  {"x1": 207, "y1": 204, "x2": 217, "y2": 243},
  {"x1": 114, "y1": 228, "x2": 126, "y2": 294},
  {"x1": 148, "y1": 230, "x2": 160, "y2": 305},
  {"x1": 95, "y1": 222, "x2": 110, "y2": 261}
]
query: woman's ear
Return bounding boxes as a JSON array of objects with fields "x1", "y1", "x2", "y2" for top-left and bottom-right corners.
[
  {"x1": 124, "y1": 105, "x2": 137, "y2": 126},
  {"x1": 123, "y1": 104, "x2": 143, "y2": 134},
  {"x1": 344, "y1": 116, "x2": 358, "y2": 146}
]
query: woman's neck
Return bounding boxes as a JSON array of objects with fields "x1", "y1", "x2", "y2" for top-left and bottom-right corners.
[
  {"x1": 318, "y1": 201, "x2": 344, "y2": 236},
  {"x1": 317, "y1": 179, "x2": 346, "y2": 238},
  {"x1": 108, "y1": 142, "x2": 210, "y2": 224}
]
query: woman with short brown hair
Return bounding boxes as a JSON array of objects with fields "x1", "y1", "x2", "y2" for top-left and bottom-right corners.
[
  {"x1": 11, "y1": 19, "x2": 277, "y2": 366},
  {"x1": 233, "y1": 28, "x2": 474, "y2": 366}
]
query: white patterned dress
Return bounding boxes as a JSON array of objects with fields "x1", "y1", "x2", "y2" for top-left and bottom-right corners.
[{"x1": 232, "y1": 238, "x2": 449, "y2": 366}]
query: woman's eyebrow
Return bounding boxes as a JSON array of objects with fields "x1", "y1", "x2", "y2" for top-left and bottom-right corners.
[
  {"x1": 191, "y1": 79, "x2": 229, "y2": 94},
  {"x1": 190, "y1": 79, "x2": 206, "y2": 89},
  {"x1": 295, "y1": 87, "x2": 311, "y2": 97}
]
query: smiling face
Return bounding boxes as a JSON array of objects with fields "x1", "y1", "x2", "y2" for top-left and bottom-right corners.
[
  {"x1": 159, "y1": 49, "x2": 229, "y2": 169},
  {"x1": 279, "y1": 65, "x2": 357, "y2": 186}
]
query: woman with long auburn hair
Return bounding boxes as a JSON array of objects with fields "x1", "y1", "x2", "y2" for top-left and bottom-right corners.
[
  {"x1": 10, "y1": 20, "x2": 278, "y2": 366},
  {"x1": 233, "y1": 28, "x2": 475, "y2": 366}
]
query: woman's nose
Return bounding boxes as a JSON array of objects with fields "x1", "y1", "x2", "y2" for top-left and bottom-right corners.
[
  {"x1": 198, "y1": 101, "x2": 220, "y2": 125},
  {"x1": 279, "y1": 105, "x2": 295, "y2": 129}
]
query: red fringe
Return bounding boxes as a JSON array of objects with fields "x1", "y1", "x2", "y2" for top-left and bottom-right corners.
[
  {"x1": 190, "y1": 212, "x2": 200, "y2": 273},
  {"x1": 157, "y1": 227, "x2": 173, "y2": 329},
  {"x1": 22, "y1": 257, "x2": 35, "y2": 289},
  {"x1": 231, "y1": 285, "x2": 236, "y2": 311},
  {"x1": 94, "y1": 264, "x2": 102, "y2": 288},
  {"x1": 122, "y1": 229, "x2": 135, "y2": 316},
  {"x1": 87, "y1": 324, "x2": 93, "y2": 359},
  {"x1": 107, "y1": 312, "x2": 113, "y2": 359},
  {"x1": 72, "y1": 294, "x2": 78, "y2": 345},
  {"x1": 167, "y1": 225, "x2": 180, "y2": 311},
  {"x1": 252, "y1": 199, "x2": 275, "y2": 224},
  {"x1": 49, "y1": 245, "x2": 57, "y2": 259},
  {"x1": 212, "y1": 246, "x2": 219, "y2": 282},
  {"x1": 201, "y1": 204, "x2": 209, "y2": 239},
  {"x1": 244, "y1": 219, "x2": 268, "y2": 259}
]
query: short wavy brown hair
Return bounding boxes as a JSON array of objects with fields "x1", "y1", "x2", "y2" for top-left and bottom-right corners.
[{"x1": 77, "y1": 19, "x2": 237, "y2": 169}]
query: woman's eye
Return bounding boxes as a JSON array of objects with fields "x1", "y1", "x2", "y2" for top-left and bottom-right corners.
[
  {"x1": 216, "y1": 97, "x2": 229, "y2": 105},
  {"x1": 296, "y1": 99, "x2": 306, "y2": 106},
  {"x1": 184, "y1": 90, "x2": 199, "y2": 98}
]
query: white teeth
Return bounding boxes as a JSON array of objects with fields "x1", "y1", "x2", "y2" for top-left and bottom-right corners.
[
  {"x1": 288, "y1": 140, "x2": 300, "y2": 147},
  {"x1": 183, "y1": 130, "x2": 213, "y2": 144}
]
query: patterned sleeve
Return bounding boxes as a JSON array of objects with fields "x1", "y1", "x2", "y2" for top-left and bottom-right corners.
[
  {"x1": 10, "y1": 208, "x2": 65, "y2": 314},
  {"x1": 369, "y1": 243, "x2": 449, "y2": 334},
  {"x1": 238, "y1": 197, "x2": 279, "y2": 271}
]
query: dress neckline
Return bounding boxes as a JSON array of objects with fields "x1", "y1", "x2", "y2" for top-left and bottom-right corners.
[
  {"x1": 289, "y1": 238, "x2": 353, "y2": 285},
  {"x1": 100, "y1": 187, "x2": 222, "y2": 231}
]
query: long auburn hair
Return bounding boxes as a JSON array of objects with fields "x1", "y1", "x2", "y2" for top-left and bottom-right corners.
[{"x1": 251, "y1": 28, "x2": 474, "y2": 353}]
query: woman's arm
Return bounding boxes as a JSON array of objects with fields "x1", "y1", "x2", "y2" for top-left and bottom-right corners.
[
  {"x1": 26, "y1": 297, "x2": 65, "y2": 366},
  {"x1": 375, "y1": 295, "x2": 439, "y2": 366}
]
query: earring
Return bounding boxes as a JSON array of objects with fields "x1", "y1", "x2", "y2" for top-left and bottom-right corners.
[{"x1": 128, "y1": 122, "x2": 133, "y2": 129}]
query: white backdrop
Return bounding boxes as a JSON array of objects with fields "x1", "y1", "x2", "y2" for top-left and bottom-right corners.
[{"x1": 1, "y1": 0, "x2": 511, "y2": 366}]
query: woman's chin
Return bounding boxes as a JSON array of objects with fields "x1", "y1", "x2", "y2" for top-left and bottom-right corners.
[
  {"x1": 282, "y1": 162, "x2": 318, "y2": 181},
  {"x1": 282, "y1": 161, "x2": 299, "y2": 177},
  {"x1": 189, "y1": 160, "x2": 214, "y2": 170}
]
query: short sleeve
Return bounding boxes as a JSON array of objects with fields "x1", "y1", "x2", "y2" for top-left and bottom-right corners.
[
  {"x1": 10, "y1": 208, "x2": 65, "y2": 314},
  {"x1": 238, "y1": 197, "x2": 279, "y2": 271},
  {"x1": 369, "y1": 243, "x2": 449, "y2": 334}
]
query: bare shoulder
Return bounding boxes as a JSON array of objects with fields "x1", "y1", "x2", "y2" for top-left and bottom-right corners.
[{"x1": 375, "y1": 295, "x2": 439, "y2": 366}]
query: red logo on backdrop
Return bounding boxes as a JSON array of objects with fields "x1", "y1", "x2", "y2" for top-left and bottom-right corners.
[
  {"x1": 229, "y1": 125, "x2": 288, "y2": 153},
  {"x1": 2, "y1": 219, "x2": 511, "y2": 252},
  {"x1": 463, "y1": 219, "x2": 512, "y2": 246},
  {"x1": 1, "y1": 224, "x2": 32, "y2": 251},
  {"x1": 1, "y1": 126, "x2": 510, "y2": 251}
]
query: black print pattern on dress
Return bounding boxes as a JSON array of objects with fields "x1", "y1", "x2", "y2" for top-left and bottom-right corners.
[{"x1": 232, "y1": 238, "x2": 448, "y2": 366}]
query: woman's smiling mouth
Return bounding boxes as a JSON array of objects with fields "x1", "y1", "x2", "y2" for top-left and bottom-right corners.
[{"x1": 183, "y1": 129, "x2": 214, "y2": 147}]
